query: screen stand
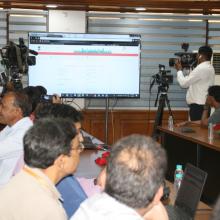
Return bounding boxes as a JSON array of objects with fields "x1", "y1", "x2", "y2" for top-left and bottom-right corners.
[{"x1": 105, "y1": 98, "x2": 109, "y2": 144}]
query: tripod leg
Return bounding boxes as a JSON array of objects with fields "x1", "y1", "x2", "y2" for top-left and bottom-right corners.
[
  {"x1": 152, "y1": 94, "x2": 166, "y2": 140},
  {"x1": 164, "y1": 95, "x2": 174, "y2": 124},
  {"x1": 154, "y1": 88, "x2": 160, "y2": 107}
]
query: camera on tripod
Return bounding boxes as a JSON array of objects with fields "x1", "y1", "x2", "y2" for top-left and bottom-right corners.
[
  {"x1": 0, "y1": 38, "x2": 38, "y2": 92},
  {"x1": 169, "y1": 43, "x2": 197, "y2": 69},
  {"x1": 1, "y1": 38, "x2": 37, "y2": 75},
  {"x1": 156, "y1": 64, "x2": 173, "y2": 87},
  {"x1": 150, "y1": 64, "x2": 174, "y2": 140},
  {"x1": 150, "y1": 64, "x2": 173, "y2": 94}
]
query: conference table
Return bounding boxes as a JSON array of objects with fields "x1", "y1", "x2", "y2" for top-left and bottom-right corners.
[
  {"x1": 158, "y1": 124, "x2": 220, "y2": 205},
  {"x1": 75, "y1": 148, "x2": 212, "y2": 220}
]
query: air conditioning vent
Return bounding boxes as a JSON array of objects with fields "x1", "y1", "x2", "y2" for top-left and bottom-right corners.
[{"x1": 213, "y1": 53, "x2": 220, "y2": 75}]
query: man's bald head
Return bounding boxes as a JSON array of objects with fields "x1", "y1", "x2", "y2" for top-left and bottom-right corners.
[{"x1": 105, "y1": 134, "x2": 167, "y2": 209}]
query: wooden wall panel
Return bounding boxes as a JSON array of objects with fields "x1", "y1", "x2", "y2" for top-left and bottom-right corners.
[
  {"x1": 120, "y1": 119, "x2": 148, "y2": 137},
  {"x1": 82, "y1": 109, "x2": 188, "y2": 145},
  {"x1": 90, "y1": 120, "x2": 106, "y2": 142}
]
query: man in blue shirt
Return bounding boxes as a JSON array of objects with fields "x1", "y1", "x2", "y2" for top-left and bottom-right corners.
[{"x1": 57, "y1": 175, "x2": 87, "y2": 218}]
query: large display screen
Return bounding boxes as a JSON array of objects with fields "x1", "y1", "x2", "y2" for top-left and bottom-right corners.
[{"x1": 28, "y1": 32, "x2": 141, "y2": 98}]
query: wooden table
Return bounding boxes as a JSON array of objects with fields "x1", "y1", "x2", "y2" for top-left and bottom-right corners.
[{"x1": 158, "y1": 125, "x2": 220, "y2": 205}]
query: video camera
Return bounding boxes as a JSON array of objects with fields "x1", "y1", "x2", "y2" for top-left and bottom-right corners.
[
  {"x1": 0, "y1": 38, "x2": 37, "y2": 75},
  {"x1": 150, "y1": 64, "x2": 173, "y2": 95},
  {"x1": 169, "y1": 43, "x2": 197, "y2": 69},
  {"x1": 0, "y1": 38, "x2": 38, "y2": 92},
  {"x1": 155, "y1": 64, "x2": 173, "y2": 86}
]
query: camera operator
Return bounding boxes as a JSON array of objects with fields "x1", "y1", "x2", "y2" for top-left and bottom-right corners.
[{"x1": 175, "y1": 45, "x2": 215, "y2": 121}]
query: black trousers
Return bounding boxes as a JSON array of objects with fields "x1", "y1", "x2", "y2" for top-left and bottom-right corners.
[{"x1": 189, "y1": 103, "x2": 204, "y2": 121}]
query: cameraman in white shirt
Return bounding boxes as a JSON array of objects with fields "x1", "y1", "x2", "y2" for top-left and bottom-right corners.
[{"x1": 175, "y1": 45, "x2": 215, "y2": 121}]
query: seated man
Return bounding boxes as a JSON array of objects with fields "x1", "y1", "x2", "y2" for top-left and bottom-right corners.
[
  {"x1": 23, "y1": 86, "x2": 47, "y2": 113},
  {"x1": 35, "y1": 103, "x2": 91, "y2": 218},
  {"x1": 13, "y1": 86, "x2": 59, "y2": 174},
  {"x1": 0, "y1": 91, "x2": 32, "y2": 186},
  {"x1": 177, "y1": 85, "x2": 220, "y2": 128},
  {"x1": 71, "y1": 134, "x2": 168, "y2": 220},
  {"x1": 200, "y1": 85, "x2": 220, "y2": 127},
  {"x1": 0, "y1": 118, "x2": 82, "y2": 220}
]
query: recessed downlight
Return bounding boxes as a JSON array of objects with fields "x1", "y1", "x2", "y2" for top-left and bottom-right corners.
[
  {"x1": 46, "y1": 4, "x2": 58, "y2": 8},
  {"x1": 135, "y1": 7, "x2": 146, "y2": 11}
]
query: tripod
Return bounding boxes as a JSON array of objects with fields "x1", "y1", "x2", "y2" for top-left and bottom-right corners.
[{"x1": 152, "y1": 85, "x2": 174, "y2": 140}]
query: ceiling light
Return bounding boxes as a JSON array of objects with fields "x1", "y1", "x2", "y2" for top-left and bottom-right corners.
[
  {"x1": 11, "y1": 8, "x2": 44, "y2": 12},
  {"x1": 46, "y1": 4, "x2": 58, "y2": 8},
  {"x1": 135, "y1": 7, "x2": 146, "y2": 11},
  {"x1": 10, "y1": 14, "x2": 44, "y2": 18},
  {"x1": 209, "y1": 20, "x2": 220, "y2": 23}
]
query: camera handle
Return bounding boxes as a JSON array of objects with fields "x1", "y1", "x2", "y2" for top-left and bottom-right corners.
[{"x1": 152, "y1": 91, "x2": 174, "y2": 140}]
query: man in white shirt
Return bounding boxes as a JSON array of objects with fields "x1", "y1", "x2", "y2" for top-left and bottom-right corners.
[
  {"x1": 0, "y1": 91, "x2": 33, "y2": 186},
  {"x1": 175, "y1": 45, "x2": 215, "y2": 121},
  {"x1": 71, "y1": 135, "x2": 168, "y2": 220},
  {"x1": 0, "y1": 118, "x2": 83, "y2": 220}
]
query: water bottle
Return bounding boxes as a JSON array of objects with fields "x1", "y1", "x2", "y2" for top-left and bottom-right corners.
[
  {"x1": 174, "y1": 164, "x2": 184, "y2": 198},
  {"x1": 208, "y1": 123, "x2": 213, "y2": 141},
  {"x1": 168, "y1": 115, "x2": 174, "y2": 130}
]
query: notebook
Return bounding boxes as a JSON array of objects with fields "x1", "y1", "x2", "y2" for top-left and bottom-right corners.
[{"x1": 166, "y1": 163, "x2": 208, "y2": 220}]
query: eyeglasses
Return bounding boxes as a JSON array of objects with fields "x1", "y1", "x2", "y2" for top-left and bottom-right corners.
[{"x1": 71, "y1": 143, "x2": 84, "y2": 153}]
